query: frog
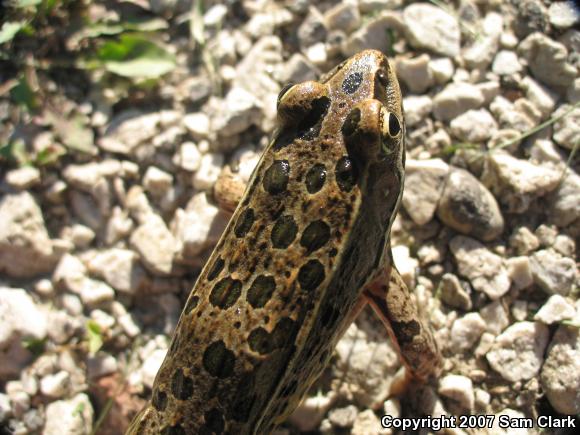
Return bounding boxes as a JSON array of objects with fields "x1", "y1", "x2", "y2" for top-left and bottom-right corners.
[{"x1": 127, "y1": 49, "x2": 441, "y2": 435}]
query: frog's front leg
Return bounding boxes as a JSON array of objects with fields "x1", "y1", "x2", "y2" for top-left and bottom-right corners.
[{"x1": 363, "y1": 255, "x2": 442, "y2": 382}]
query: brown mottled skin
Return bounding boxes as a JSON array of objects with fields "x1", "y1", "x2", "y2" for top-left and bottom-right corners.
[{"x1": 127, "y1": 50, "x2": 441, "y2": 435}]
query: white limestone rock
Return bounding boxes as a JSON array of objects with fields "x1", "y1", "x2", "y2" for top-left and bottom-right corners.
[
  {"x1": 183, "y1": 112, "x2": 211, "y2": 139},
  {"x1": 174, "y1": 142, "x2": 202, "y2": 172},
  {"x1": 396, "y1": 54, "x2": 433, "y2": 93},
  {"x1": 0, "y1": 287, "x2": 48, "y2": 349},
  {"x1": 192, "y1": 153, "x2": 225, "y2": 191},
  {"x1": 534, "y1": 295, "x2": 576, "y2": 324},
  {"x1": 289, "y1": 392, "x2": 336, "y2": 432},
  {"x1": 548, "y1": 171, "x2": 580, "y2": 227},
  {"x1": 5, "y1": 167, "x2": 41, "y2": 190},
  {"x1": 86, "y1": 249, "x2": 146, "y2": 295},
  {"x1": 433, "y1": 83, "x2": 485, "y2": 121},
  {"x1": 141, "y1": 348, "x2": 167, "y2": 389},
  {"x1": 450, "y1": 109, "x2": 498, "y2": 143},
  {"x1": 486, "y1": 321, "x2": 549, "y2": 382},
  {"x1": 529, "y1": 249, "x2": 577, "y2": 296},
  {"x1": 403, "y1": 3, "x2": 460, "y2": 57},
  {"x1": 552, "y1": 104, "x2": 580, "y2": 151},
  {"x1": 482, "y1": 152, "x2": 561, "y2": 213},
  {"x1": 540, "y1": 324, "x2": 580, "y2": 414},
  {"x1": 548, "y1": 1, "x2": 579, "y2": 29},
  {"x1": 437, "y1": 169, "x2": 504, "y2": 242},
  {"x1": 392, "y1": 245, "x2": 418, "y2": 289},
  {"x1": 450, "y1": 236, "x2": 510, "y2": 300},
  {"x1": 99, "y1": 110, "x2": 178, "y2": 155},
  {"x1": 333, "y1": 323, "x2": 399, "y2": 409},
  {"x1": 43, "y1": 393, "x2": 93, "y2": 435},
  {"x1": 143, "y1": 166, "x2": 173, "y2": 197},
  {"x1": 438, "y1": 374, "x2": 474, "y2": 411},
  {"x1": 342, "y1": 12, "x2": 406, "y2": 58},
  {"x1": 402, "y1": 159, "x2": 449, "y2": 225},
  {"x1": 324, "y1": 2, "x2": 361, "y2": 34},
  {"x1": 130, "y1": 215, "x2": 176, "y2": 275},
  {"x1": 450, "y1": 313, "x2": 487, "y2": 352},
  {"x1": 518, "y1": 32, "x2": 577, "y2": 88},
  {"x1": 172, "y1": 193, "x2": 228, "y2": 260},
  {"x1": 40, "y1": 371, "x2": 70, "y2": 398},
  {"x1": 0, "y1": 192, "x2": 57, "y2": 278},
  {"x1": 505, "y1": 256, "x2": 534, "y2": 290},
  {"x1": 402, "y1": 95, "x2": 432, "y2": 127}
]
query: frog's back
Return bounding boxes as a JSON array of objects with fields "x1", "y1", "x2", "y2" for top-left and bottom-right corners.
[{"x1": 129, "y1": 49, "x2": 405, "y2": 434}]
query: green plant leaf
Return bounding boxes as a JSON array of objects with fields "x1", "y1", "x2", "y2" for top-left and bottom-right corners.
[
  {"x1": 10, "y1": 76, "x2": 38, "y2": 110},
  {"x1": 68, "y1": 19, "x2": 168, "y2": 48},
  {"x1": 441, "y1": 142, "x2": 479, "y2": 156},
  {"x1": 97, "y1": 34, "x2": 176, "y2": 79},
  {"x1": 16, "y1": 0, "x2": 42, "y2": 7},
  {"x1": 86, "y1": 320, "x2": 103, "y2": 355},
  {"x1": 125, "y1": 17, "x2": 168, "y2": 32},
  {"x1": 67, "y1": 22, "x2": 122, "y2": 52},
  {"x1": 34, "y1": 144, "x2": 66, "y2": 166},
  {"x1": 22, "y1": 337, "x2": 46, "y2": 357},
  {"x1": 0, "y1": 22, "x2": 25, "y2": 44},
  {"x1": 0, "y1": 140, "x2": 30, "y2": 166}
]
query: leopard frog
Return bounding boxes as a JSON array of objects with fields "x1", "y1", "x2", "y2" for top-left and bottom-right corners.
[{"x1": 127, "y1": 49, "x2": 441, "y2": 435}]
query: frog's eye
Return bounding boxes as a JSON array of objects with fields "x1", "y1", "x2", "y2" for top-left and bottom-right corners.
[
  {"x1": 277, "y1": 83, "x2": 295, "y2": 108},
  {"x1": 382, "y1": 112, "x2": 402, "y2": 139}
]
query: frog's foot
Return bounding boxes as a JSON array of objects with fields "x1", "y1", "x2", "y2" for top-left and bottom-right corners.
[{"x1": 363, "y1": 264, "x2": 442, "y2": 383}]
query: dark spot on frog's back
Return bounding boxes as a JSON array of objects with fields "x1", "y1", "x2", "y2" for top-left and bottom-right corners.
[
  {"x1": 272, "y1": 317, "x2": 297, "y2": 347},
  {"x1": 297, "y1": 96, "x2": 331, "y2": 140},
  {"x1": 184, "y1": 295, "x2": 199, "y2": 315},
  {"x1": 203, "y1": 340, "x2": 235, "y2": 378},
  {"x1": 248, "y1": 317, "x2": 297, "y2": 355},
  {"x1": 342, "y1": 107, "x2": 361, "y2": 137},
  {"x1": 300, "y1": 220, "x2": 331, "y2": 253},
  {"x1": 152, "y1": 389, "x2": 167, "y2": 411},
  {"x1": 305, "y1": 163, "x2": 326, "y2": 194},
  {"x1": 342, "y1": 72, "x2": 363, "y2": 94},
  {"x1": 207, "y1": 257, "x2": 225, "y2": 281},
  {"x1": 203, "y1": 408, "x2": 225, "y2": 434},
  {"x1": 210, "y1": 277, "x2": 242, "y2": 309},
  {"x1": 161, "y1": 424, "x2": 186, "y2": 435},
  {"x1": 171, "y1": 368, "x2": 193, "y2": 400},
  {"x1": 298, "y1": 259, "x2": 325, "y2": 291},
  {"x1": 234, "y1": 208, "x2": 255, "y2": 237},
  {"x1": 271, "y1": 215, "x2": 298, "y2": 248},
  {"x1": 335, "y1": 156, "x2": 357, "y2": 192},
  {"x1": 247, "y1": 275, "x2": 276, "y2": 308},
  {"x1": 263, "y1": 160, "x2": 290, "y2": 194},
  {"x1": 248, "y1": 327, "x2": 271, "y2": 354}
]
